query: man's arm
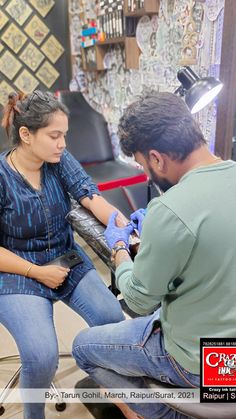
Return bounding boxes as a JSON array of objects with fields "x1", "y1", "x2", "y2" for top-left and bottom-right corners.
[{"x1": 114, "y1": 200, "x2": 196, "y2": 315}]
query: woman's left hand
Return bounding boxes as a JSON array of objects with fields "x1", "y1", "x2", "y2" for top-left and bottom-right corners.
[{"x1": 30, "y1": 265, "x2": 70, "y2": 289}]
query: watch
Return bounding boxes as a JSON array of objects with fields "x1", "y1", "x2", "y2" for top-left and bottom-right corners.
[{"x1": 111, "y1": 244, "x2": 130, "y2": 262}]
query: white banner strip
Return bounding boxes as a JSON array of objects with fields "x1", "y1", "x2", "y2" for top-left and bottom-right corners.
[{"x1": 0, "y1": 388, "x2": 200, "y2": 404}]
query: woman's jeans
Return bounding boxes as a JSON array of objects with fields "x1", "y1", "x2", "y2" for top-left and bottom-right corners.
[
  {"x1": 0, "y1": 269, "x2": 125, "y2": 419},
  {"x1": 73, "y1": 311, "x2": 200, "y2": 419}
]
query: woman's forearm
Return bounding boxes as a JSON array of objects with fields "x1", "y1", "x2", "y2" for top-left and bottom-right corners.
[
  {"x1": 80, "y1": 195, "x2": 129, "y2": 227},
  {"x1": 0, "y1": 246, "x2": 35, "y2": 277},
  {"x1": 0, "y1": 246, "x2": 71, "y2": 287}
]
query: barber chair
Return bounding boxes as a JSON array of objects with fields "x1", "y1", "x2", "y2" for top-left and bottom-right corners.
[
  {"x1": 146, "y1": 378, "x2": 235, "y2": 419},
  {"x1": 68, "y1": 200, "x2": 139, "y2": 310},
  {"x1": 57, "y1": 91, "x2": 161, "y2": 217},
  {"x1": 67, "y1": 205, "x2": 236, "y2": 419},
  {"x1": 0, "y1": 354, "x2": 69, "y2": 416},
  {"x1": 0, "y1": 108, "x2": 11, "y2": 153},
  {"x1": 101, "y1": 181, "x2": 159, "y2": 218},
  {"x1": 57, "y1": 91, "x2": 148, "y2": 214}
]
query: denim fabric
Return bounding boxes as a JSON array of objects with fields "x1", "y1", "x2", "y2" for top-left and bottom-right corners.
[
  {"x1": 0, "y1": 149, "x2": 100, "y2": 298},
  {"x1": 73, "y1": 311, "x2": 200, "y2": 419},
  {"x1": 0, "y1": 270, "x2": 125, "y2": 419}
]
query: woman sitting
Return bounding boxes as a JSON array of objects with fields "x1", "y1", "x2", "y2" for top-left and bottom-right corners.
[{"x1": 0, "y1": 90, "x2": 131, "y2": 419}]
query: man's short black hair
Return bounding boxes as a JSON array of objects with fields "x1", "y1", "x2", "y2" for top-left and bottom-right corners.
[{"x1": 118, "y1": 91, "x2": 206, "y2": 161}]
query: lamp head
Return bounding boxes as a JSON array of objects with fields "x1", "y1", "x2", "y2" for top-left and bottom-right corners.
[{"x1": 176, "y1": 66, "x2": 223, "y2": 114}]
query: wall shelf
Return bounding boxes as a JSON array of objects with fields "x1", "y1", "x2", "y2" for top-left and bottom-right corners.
[
  {"x1": 81, "y1": 0, "x2": 160, "y2": 72},
  {"x1": 81, "y1": 46, "x2": 97, "y2": 72},
  {"x1": 97, "y1": 37, "x2": 126, "y2": 46},
  {"x1": 124, "y1": 0, "x2": 160, "y2": 17},
  {"x1": 96, "y1": 37, "x2": 140, "y2": 70}
]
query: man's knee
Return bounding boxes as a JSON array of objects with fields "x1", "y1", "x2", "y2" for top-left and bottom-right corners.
[{"x1": 72, "y1": 329, "x2": 91, "y2": 370}]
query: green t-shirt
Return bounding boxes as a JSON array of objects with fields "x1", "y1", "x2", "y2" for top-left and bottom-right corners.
[{"x1": 116, "y1": 160, "x2": 236, "y2": 374}]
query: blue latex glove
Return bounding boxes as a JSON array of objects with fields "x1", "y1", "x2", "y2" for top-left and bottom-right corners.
[
  {"x1": 130, "y1": 208, "x2": 147, "y2": 235},
  {"x1": 104, "y1": 211, "x2": 134, "y2": 249}
]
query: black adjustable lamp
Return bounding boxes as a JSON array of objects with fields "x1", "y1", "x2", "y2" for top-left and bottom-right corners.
[
  {"x1": 147, "y1": 66, "x2": 223, "y2": 201},
  {"x1": 175, "y1": 66, "x2": 223, "y2": 114}
]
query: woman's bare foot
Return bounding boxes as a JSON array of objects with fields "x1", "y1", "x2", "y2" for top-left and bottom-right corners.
[
  {"x1": 98, "y1": 386, "x2": 144, "y2": 419},
  {"x1": 114, "y1": 401, "x2": 144, "y2": 419}
]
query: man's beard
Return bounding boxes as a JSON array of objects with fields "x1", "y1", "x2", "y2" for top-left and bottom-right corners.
[{"x1": 149, "y1": 166, "x2": 174, "y2": 193}]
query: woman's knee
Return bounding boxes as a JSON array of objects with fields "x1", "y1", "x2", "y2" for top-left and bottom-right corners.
[
  {"x1": 97, "y1": 300, "x2": 125, "y2": 325},
  {"x1": 70, "y1": 270, "x2": 125, "y2": 326},
  {"x1": 21, "y1": 340, "x2": 59, "y2": 380}
]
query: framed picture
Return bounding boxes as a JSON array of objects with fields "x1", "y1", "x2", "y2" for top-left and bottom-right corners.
[
  {"x1": 14, "y1": 68, "x2": 39, "y2": 93},
  {"x1": 0, "y1": 50, "x2": 22, "y2": 80},
  {"x1": 6, "y1": 0, "x2": 32, "y2": 26},
  {"x1": 2, "y1": 23, "x2": 27, "y2": 54},
  {"x1": 20, "y1": 42, "x2": 44, "y2": 71},
  {"x1": 24, "y1": 15, "x2": 49, "y2": 45},
  {"x1": 36, "y1": 60, "x2": 59, "y2": 88},
  {"x1": 41, "y1": 35, "x2": 64, "y2": 64},
  {"x1": 29, "y1": 0, "x2": 55, "y2": 18}
]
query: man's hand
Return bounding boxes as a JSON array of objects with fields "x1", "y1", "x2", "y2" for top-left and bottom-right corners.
[
  {"x1": 130, "y1": 208, "x2": 147, "y2": 235},
  {"x1": 104, "y1": 211, "x2": 134, "y2": 249}
]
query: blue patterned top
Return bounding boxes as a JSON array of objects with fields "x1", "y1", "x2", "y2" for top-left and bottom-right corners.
[{"x1": 0, "y1": 149, "x2": 100, "y2": 299}]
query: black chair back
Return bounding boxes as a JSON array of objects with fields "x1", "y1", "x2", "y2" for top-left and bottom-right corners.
[
  {"x1": 58, "y1": 91, "x2": 114, "y2": 164},
  {"x1": 0, "y1": 108, "x2": 11, "y2": 153}
]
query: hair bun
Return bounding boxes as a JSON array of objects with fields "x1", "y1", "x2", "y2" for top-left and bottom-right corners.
[
  {"x1": 8, "y1": 92, "x2": 19, "y2": 107},
  {"x1": 1, "y1": 91, "x2": 25, "y2": 136},
  {"x1": 8, "y1": 91, "x2": 25, "y2": 105},
  {"x1": 8, "y1": 92, "x2": 18, "y2": 99}
]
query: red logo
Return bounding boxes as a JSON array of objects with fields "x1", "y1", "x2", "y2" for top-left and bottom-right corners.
[{"x1": 203, "y1": 346, "x2": 236, "y2": 387}]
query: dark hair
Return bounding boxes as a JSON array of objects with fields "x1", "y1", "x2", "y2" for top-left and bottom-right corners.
[
  {"x1": 118, "y1": 91, "x2": 206, "y2": 161},
  {"x1": 1, "y1": 90, "x2": 69, "y2": 144}
]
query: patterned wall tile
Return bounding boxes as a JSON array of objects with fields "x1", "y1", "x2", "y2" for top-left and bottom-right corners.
[
  {"x1": 0, "y1": 50, "x2": 22, "y2": 80},
  {"x1": 6, "y1": 0, "x2": 33, "y2": 26},
  {"x1": 24, "y1": 14, "x2": 49, "y2": 46},
  {"x1": 0, "y1": 0, "x2": 66, "y2": 106},
  {"x1": 2, "y1": 23, "x2": 27, "y2": 54},
  {"x1": 41, "y1": 35, "x2": 64, "y2": 64},
  {"x1": 36, "y1": 60, "x2": 59, "y2": 88},
  {"x1": 0, "y1": 9, "x2": 9, "y2": 31},
  {"x1": 29, "y1": 0, "x2": 55, "y2": 18},
  {"x1": 0, "y1": 80, "x2": 15, "y2": 107},
  {"x1": 14, "y1": 68, "x2": 39, "y2": 93},
  {"x1": 20, "y1": 42, "x2": 45, "y2": 71}
]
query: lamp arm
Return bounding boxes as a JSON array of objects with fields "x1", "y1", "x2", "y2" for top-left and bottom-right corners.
[{"x1": 174, "y1": 85, "x2": 186, "y2": 97}]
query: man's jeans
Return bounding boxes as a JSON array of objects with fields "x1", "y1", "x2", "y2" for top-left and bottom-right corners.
[
  {"x1": 0, "y1": 269, "x2": 125, "y2": 419},
  {"x1": 73, "y1": 311, "x2": 200, "y2": 419}
]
